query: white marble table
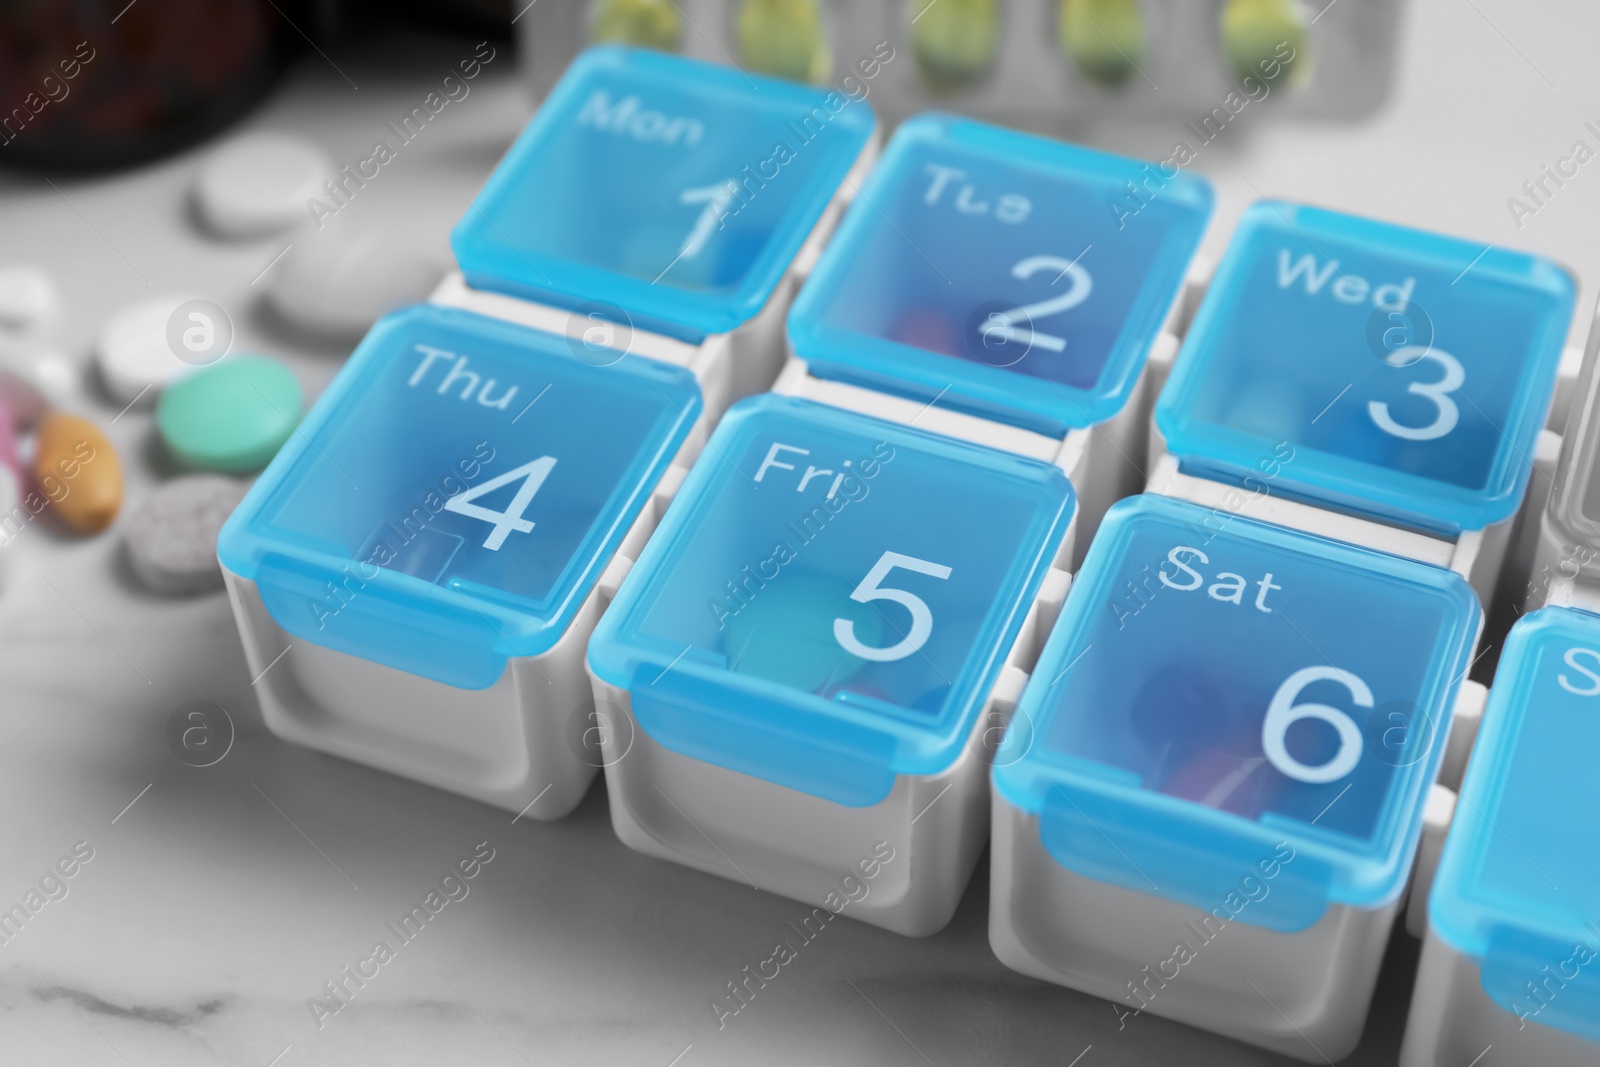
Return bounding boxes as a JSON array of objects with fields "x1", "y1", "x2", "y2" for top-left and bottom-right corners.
[{"x1": 2, "y1": 4, "x2": 1597, "y2": 1063}]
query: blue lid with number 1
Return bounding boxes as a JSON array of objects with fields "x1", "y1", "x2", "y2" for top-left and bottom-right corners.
[{"x1": 217, "y1": 304, "x2": 702, "y2": 689}]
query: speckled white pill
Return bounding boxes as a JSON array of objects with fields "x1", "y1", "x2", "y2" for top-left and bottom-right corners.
[{"x1": 123, "y1": 475, "x2": 250, "y2": 595}]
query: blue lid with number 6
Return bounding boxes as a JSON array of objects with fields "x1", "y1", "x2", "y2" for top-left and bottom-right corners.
[
  {"x1": 1430, "y1": 606, "x2": 1600, "y2": 1040},
  {"x1": 994, "y1": 494, "x2": 1480, "y2": 930},
  {"x1": 217, "y1": 304, "x2": 702, "y2": 689},
  {"x1": 1157, "y1": 201, "x2": 1574, "y2": 536},
  {"x1": 587, "y1": 394, "x2": 1075, "y2": 806},
  {"x1": 451, "y1": 45, "x2": 875, "y2": 343},
  {"x1": 788, "y1": 114, "x2": 1213, "y2": 436}
]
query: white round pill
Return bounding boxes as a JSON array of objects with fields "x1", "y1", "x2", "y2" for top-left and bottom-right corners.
[
  {"x1": 0, "y1": 264, "x2": 59, "y2": 337},
  {"x1": 194, "y1": 132, "x2": 332, "y2": 239},
  {"x1": 123, "y1": 475, "x2": 250, "y2": 595},
  {"x1": 96, "y1": 293, "x2": 204, "y2": 406},
  {"x1": 269, "y1": 227, "x2": 450, "y2": 339}
]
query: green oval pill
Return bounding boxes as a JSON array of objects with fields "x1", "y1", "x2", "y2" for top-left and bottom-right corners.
[
  {"x1": 1060, "y1": 0, "x2": 1146, "y2": 88},
  {"x1": 1220, "y1": 0, "x2": 1309, "y2": 89},
  {"x1": 911, "y1": 0, "x2": 999, "y2": 91},
  {"x1": 157, "y1": 356, "x2": 302, "y2": 473},
  {"x1": 591, "y1": 0, "x2": 683, "y2": 51},
  {"x1": 737, "y1": 0, "x2": 832, "y2": 83}
]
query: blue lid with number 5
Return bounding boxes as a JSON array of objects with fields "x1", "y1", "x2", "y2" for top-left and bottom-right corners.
[
  {"x1": 587, "y1": 394, "x2": 1075, "y2": 806},
  {"x1": 217, "y1": 304, "x2": 702, "y2": 689},
  {"x1": 1431, "y1": 607, "x2": 1600, "y2": 1040},
  {"x1": 788, "y1": 114, "x2": 1213, "y2": 436},
  {"x1": 451, "y1": 45, "x2": 875, "y2": 343},
  {"x1": 1157, "y1": 201, "x2": 1574, "y2": 536},
  {"x1": 994, "y1": 494, "x2": 1480, "y2": 930}
]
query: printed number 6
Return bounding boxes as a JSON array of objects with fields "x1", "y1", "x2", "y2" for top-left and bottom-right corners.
[
  {"x1": 983, "y1": 254, "x2": 1093, "y2": 354},
  {"x1": 1368, "y1": 347, "x2": 1464, "y2": 441},
  {"x1": 1261, "y1": 666, "x2": 1370, "y2": 784},
  {"x1": 834, "y1": 551, "x2": 952, "y2": 662}
]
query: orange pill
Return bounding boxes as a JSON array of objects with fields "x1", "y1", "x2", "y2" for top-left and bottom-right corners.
[{"x1": 33, "y1": 413, "x2": 122, "y2": 534}]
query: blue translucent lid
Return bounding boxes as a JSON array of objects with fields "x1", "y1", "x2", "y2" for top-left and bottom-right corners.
[
  {"x1": 451, "y1": 45, "x2": 875, "y2": 343},
  {"x1": 995, "y1": 494, "x2": 1480, "y2": 930},
  {"x1": 1157, "y1": 201, "x2": 1573, "y2": 535},
  {"x1": 587, "y1": 394, "x2": 1074, "y2": 806},
  {"x1": 789, "y1": 114, "x2": 1213, "y2": 437},
  {"x1": 1431, "y1": 607, "x2": 1600, "y2": 1040},
  {"x1": 217, "y1": 304, "x2": 701, "y2": 689}
]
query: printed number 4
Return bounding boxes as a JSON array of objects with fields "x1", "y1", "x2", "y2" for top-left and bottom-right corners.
[
  {"x1": 444, "y1": 457, "x2": 556, "y2": 550},
  {"x1": 1369, "y1": 347, "x2": 1464, "y2": 441},
  {"x1": 983, "y1": 254, "x2": 1093, "y2": 354},
  {"x1": 834, "y1": 551, "x2": 953, "y2": 662},
  {"x1": 1261, "y1": 666, "x2": 1370, "y2": 784}
]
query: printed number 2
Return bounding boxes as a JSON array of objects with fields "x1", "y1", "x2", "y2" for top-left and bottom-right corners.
[
  {"x1": 1261, "y1": 666, "x2": 1370, "y2": 784},
  {"x1": 983, "y1": 255, "x2": 1093, "y2": 353},
  {"x1": 834, "y1": 551, "x2": 953, "y2": 662},
  {"x1": 444, "y1": 457, "x2": 556, "y2": 550},
  {"x1": 1368, "y1": 347, "x2": 1464, "y2": 441}
]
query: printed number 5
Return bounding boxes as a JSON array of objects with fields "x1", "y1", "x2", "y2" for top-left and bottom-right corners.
[
  {"x1": 834, "y1": 551, "x2": 953, "y2": 662},
  {"x1": 1261, "y1": 666, "x2": 1370, "y2": 784},
  {"x1": 1368, "y1": 347, "x2": 1464, "y2": 441}
]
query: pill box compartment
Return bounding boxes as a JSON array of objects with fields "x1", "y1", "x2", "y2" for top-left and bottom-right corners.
[
  {"x1": 1534, "y1": 295, "x2": 1600, "y2": 610},
  {"x1": 1401, "y1": 607, "x2": 1600, "y2": 1067},
  {"x1": 451, "y1": 45, "x2": 879, "y2": 402},
  {"x1": 990, "y1": 494, "x2": 1481, "y2": 1061},
  {"x1": 586, "y1": 394, "x2": 1076, "y2": 935},
  {"x1": 218, "y1": 305, "x2": 702, "y2": 817}
]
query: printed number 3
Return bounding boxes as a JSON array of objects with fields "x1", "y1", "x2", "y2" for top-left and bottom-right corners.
[
  {"x1": 834, "y1": 551, "x2": 953, "y2": 662},
  {"x1": 444, "y1": 457, "x2": 556, "y2": 550},
  {"x1": 983, "y1": 255, "x2": 1093, "y2": 354},
  {"x1": 1368, "y1": 347, "x2": 1464, "y2": 441},
  {"x1": 1261, "y1": 666, "x2": 1370, "y2": 784}
]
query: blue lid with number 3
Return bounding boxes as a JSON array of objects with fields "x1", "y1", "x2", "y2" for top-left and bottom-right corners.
[
  {"x1": 1157, "y1": 201, "x2": 1574, "y2": 535},
  {"x1": 587, "y1": 394, "x2": 1075, "y2": 806},
  {"x1": 788, "y1": 114, "x2": 1213, "y2": 436},
  {"x1": 451, "y1": 46, "x2": 875, "y2": 343},
  {"x1": 994, "y1": 494, "x2": 1480, "y2": 930},
  {"x1": 217, "y1": 304, "x2": 702, "y2": 689}
]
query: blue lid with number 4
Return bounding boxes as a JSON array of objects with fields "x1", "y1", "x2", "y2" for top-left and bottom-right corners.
[
  {"x1": 1431, "y1": 607, "x2": 1600, "y2": 1040},
  {"x1": 587, "y1": 394, "x2": 1075, "y2": 806},
  {"x1": 789, "y1": 114, "x2": 1213, "y2": 436},
  {"x1": 1157, "y1": 201, "x2": 1574, "y2": 536},
  {"x1": 452, "y1": 45, "x2": 875, "y2": 343},
  {"x1": 994, "y1": 494, "x2": 1480, "y2": 930},
  {"x1": 217, "y1": 304, "x2": 702, "y2": 689}
]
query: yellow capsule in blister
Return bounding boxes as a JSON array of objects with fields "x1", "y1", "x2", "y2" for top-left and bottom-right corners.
[
  {"x1": 737, "y1": 0, "x2": 833, "y2": 83},
  {"x1": 1220, "y1": 0, "x2": 1309, "y2": 89},
  {"x1": 1060, "y1": 0, "x2": 1146, "y2": 88},
  {"x1": 591, "y1": 0, "x2": 683, "y2": 52},
  {"x1": 911, "y1": 0, "x2": 1000, "y2": 91}
]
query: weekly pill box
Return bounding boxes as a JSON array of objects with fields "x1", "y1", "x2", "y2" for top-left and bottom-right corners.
[
  {"x1": 450, "y1": 45, "x2": 878, "y2": 403},
  {"x1": 586, "y1": 393, "x2": 1075, "y2": 935},
  {"x1": 1402, "y1": 607, "x2": 1600, "y2": 1067},
  {"x1": 218, "y1": 304, "x2": 701, "y2": 817},
  {"x1": 990, "y1": 493, "x2": 1481, "y2": 1061},
  {"x1": 1156, "y1": 202, "x2": 1573, "y2": 546}
]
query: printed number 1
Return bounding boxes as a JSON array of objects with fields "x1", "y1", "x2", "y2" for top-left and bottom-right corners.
[
  {"x1": 834, "y1": 551, "x2": 953, "y2": 662},
  {"x1": 679, "y1": 180, "x2": 738, "y2": 261},
  {"x1": 444, "y1": 457, "x2": 556, "y2": 550}
]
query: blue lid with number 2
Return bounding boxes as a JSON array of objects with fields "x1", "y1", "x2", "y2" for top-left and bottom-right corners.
[
  {"x1": 218, "y1": 304, "x2": 702, "y2": 689},
  {"x1": 1157, "y1": 202, "x2": 1574, "y2": 535},
  {"x1": 995, "y1": 494, "x2": 1480, "y2": 930},
  {"x1": 789, "y1": 114, "x2": 1213, "y2": 436},
  {"x1": 452, "y1": 46, "x2": 875, "y2": 342},
  {"x1": 588, "y1": 394, "x2": 1074, "y2": 806}
]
